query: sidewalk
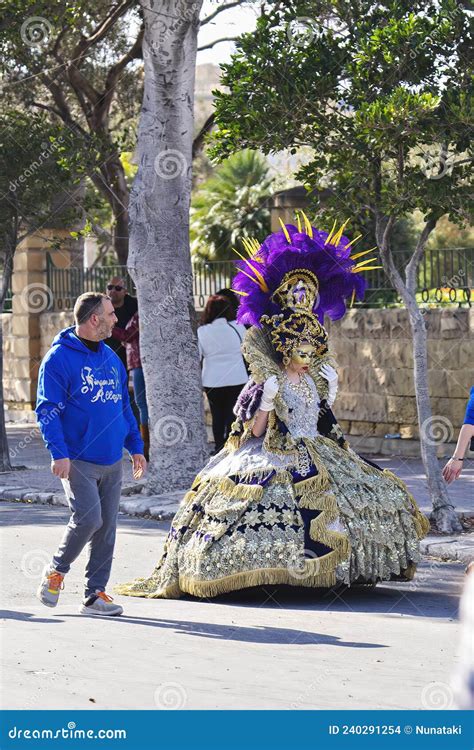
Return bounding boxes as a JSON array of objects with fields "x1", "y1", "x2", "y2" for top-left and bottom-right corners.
[{"x1": 1, "y1": 423, "x2": 473, "y2": 565}]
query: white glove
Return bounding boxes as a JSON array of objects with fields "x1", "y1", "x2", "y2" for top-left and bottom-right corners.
[
  {"x1": 260, "y1": 375, "x2": 279, "y2": 412},
  {"x1": 320, "y1": 363, "x2": 338, "y2": 407}
]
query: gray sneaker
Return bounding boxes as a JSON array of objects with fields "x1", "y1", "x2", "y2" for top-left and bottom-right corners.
[
  {"x1": 79, "y1": 591, "x2": 123, "y2": 617},
  {"x1": 37, "y1": 566, "x2": 65, "y2": 608}
]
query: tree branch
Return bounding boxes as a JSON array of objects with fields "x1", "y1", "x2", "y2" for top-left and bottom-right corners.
[
  {"x1": 97, "y1": 26, "x2": 144, "y2": 126},
  {"x1": 71, "y1": 0, "x2": 136, "y2": 68},
  {"x1": 192, "y1": 113, "x2": 215, "y2": 158},
  {"x1": 405, "y1": 217, "x2": 437, "y2": 295},
  {"x1": 31, "y1": 101, "x2": 64, "y2": 119},
  {"x1": 200, "y1": 0, "x2": 245, "y2": 26},
  {"x1": 198, "y1": 36, "x2": 238, "y2": 52}
]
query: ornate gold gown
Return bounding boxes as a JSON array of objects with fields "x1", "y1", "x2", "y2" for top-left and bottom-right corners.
[{"x1": 116, "y1": 342, "x2": 430, "y2": 599}]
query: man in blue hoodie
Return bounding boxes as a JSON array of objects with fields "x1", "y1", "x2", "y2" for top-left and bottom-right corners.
[{"x1": 35, "y1": 292, "x2": 146, "y2": 616}]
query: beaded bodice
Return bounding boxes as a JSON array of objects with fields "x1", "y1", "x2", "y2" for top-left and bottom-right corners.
[{"x1": 281, "y1": 374, "x2": 320, "y2": 439}]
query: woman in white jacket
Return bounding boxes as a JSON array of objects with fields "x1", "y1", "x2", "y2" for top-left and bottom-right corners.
[{"x1": 198, "y1": 294, "x2": 248, "y2": 452}]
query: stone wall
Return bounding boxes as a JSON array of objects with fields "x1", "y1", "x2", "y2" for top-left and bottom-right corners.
[
  {"x1": 3, "y1": 305, "x2": 473, "y2": 455},
  {"x1": 326, "y1": 307, "x2": 473, "y2": 454},
  {"x1": 39, "y1": 311, "x2": 74, "y2": 358},
  {"x1": 2, "y1": 229, "x2": 77, "y2": 413}
]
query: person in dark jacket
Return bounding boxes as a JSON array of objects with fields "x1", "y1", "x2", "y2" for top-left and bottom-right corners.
[
  {"x1": 35, "y1": 292, "x2": 146, "y2": 617},
  {"x1": 104, "y1": 276, "x2": 138, "y2": 370},
  {"x1": 113, "y1": 311, "x2": 149, "y2": 460}
]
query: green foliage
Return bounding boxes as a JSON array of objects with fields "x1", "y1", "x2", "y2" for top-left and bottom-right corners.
[
  {"x1": 190, "y1": 149, "x2": 274, "y2": 261},
  {"x1": 0, "y1": 109, "x2": 82, "y2": 235},
  {"x1": 209, "y1": 0, "x2": 472, "y2": 236},
  {"x1": 0, "y1": 0, "x2": 143, "y2": 259}
]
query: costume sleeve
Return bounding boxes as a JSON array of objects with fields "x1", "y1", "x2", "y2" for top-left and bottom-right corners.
[
  {"x1": 463, "y1": 388, "x2": 474, "y2": 425},
  {"x1": 317, "y1": 399, "x2": 348, "y2": 449},
  {"x1": 120, "y1": 362, "x2": 144, "y2": 455},
  {"x1": 35, "y1": 352, "x2": 69, "y2": 460}
]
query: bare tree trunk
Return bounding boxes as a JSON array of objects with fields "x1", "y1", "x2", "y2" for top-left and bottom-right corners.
[
  {"x1": 0, "y1": 225, "x2": 16, "y2": 472},
  {"x1": 91, "y1": 151, "x2": 130, "y2": 265},
  {"x1": 0, "y1": 323, "x2": 12, "y2": 472},
  {"x1": 376, "y1": 214, "x2": 462, "y2": 533},
  {"x1": 128, "y1": 0, "x2": 207, "y2": 493}
]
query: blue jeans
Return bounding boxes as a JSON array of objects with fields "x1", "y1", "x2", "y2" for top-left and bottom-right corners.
[{"x1": 131, "y1": 367, "x2": 148, "y2": 425}]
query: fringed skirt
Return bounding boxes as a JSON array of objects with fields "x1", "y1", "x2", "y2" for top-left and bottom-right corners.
[{"x1": 114, "y1": 435, "x2": 430, "y2": 599}]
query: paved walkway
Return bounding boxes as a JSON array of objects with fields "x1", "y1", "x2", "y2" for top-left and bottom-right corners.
[
  {"x1": 2, "y1": 423, "x2": 473, "y2": 565},
  {"x1": 0, "y1": 500, "x2": 467, "y2": 710},
  {"x1": 3, "y1": 423, "x2": 473, "y2": 514}
]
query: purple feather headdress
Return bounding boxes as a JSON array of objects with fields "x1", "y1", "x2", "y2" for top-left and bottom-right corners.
[{"x1": 231, "y1": 213, "x2": 380, "y2": 328}]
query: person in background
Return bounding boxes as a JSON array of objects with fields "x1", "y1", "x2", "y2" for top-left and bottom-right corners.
[
  {"x1": 104, "y1": 277, "x2": 138, "y2": 370},
  {"x1": 198, "y1": 294, "x2": 248, "y2": 453},
  {"x1": 113, "y1": 311, "x2": 149, "y2": 461},
  {"x1": 442, "y1": 386, "x2": 474, "y2": 483},
  {"x1": 216, "y1": 287, "x2": 239, "y2": 321},
  {"x1": 452, "y1": 562, "x2": 474, "y2": 709}
]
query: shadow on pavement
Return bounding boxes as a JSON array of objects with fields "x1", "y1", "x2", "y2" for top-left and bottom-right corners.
[
  {"x1": 57, "y1": 613, "x2": 387, "y2": 647},
  {"x1": 0, "y1": 609, "x2": 64, "y2": 624}
]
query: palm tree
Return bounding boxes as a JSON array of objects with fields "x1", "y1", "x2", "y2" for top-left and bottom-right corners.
[{"x1": 190, "y1": 149, "x2": 274, "y2": 261}]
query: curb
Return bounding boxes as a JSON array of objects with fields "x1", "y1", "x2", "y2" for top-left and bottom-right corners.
[
  {"x1": 1, "y1": 486, "x2": 473, "y2": 564},
  {"x1": 420, "y1": 536, "x2": 474, "y2": 566},
  {"x1": 0, "y1": 485, "x2": 184, "y2": 522}
]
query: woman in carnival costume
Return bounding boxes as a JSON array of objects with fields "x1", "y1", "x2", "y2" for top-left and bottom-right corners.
[{"x1": 116, "y1": 213, "x2": 430, "y2": 600}]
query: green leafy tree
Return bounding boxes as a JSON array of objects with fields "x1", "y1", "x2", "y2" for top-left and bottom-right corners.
[
  {"x1": 0, "y1": 110, "x2": 80, "y2": 470},
  {"x1": 0, "y1": 0, "x2": 144, "y2": 263},
  {"x1": 191, "y1": 149, "x2": 273, "y2": 261},
  {"x1": 0, "y1": 0, "x2": 248, "y2": 262},
  {"x1": 209, "y1": 0, "x2": 472, "y2": 532}
]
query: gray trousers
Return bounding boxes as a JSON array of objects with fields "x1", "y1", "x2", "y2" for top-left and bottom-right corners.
[{"x1": 52, "y1": 458, "x2": 123, "y2": 598}]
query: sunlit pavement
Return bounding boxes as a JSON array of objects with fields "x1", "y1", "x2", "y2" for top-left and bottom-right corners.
[{"x1": 0, "y1": 501, "x2": 465, "y2": 711}]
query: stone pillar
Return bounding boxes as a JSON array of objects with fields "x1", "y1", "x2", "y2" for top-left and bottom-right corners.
[
  {"x1": 7, "y1": 229, "x2": 74, "y2": 412},
  {"x1": 269, "y1": 186, "x2": 309, "y2": 231}
]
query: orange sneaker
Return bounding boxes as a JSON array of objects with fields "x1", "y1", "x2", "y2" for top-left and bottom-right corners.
[
  {"x1": 79, "y1": 590, "x2": 123, "y2": 617},
  {"x1": 37, "y1": 566, "x2": 65, "y2": 607}
]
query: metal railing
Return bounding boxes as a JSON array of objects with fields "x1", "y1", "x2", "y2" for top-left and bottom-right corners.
[{"x1": 19, "y1": 246, "x2": 472, "y2": 312}]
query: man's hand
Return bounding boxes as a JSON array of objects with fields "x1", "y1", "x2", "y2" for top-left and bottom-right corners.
[
  {"x1": 51, "y1": 458, "x2": 71, "y2": 479},
  {"x1": 132, "y1": 454, "x2": 147, "y2": 480},
  {"x1": 442, "y1": 458, "x2": 463, "y2": 484}
]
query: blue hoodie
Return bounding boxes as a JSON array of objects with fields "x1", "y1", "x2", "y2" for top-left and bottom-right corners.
[
  {"x1": 36, "y1": 327, "x2": 144, "y2": 464},
  {"x1": 464, "y1": 386, "x2": 474, "y2": 425}
]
